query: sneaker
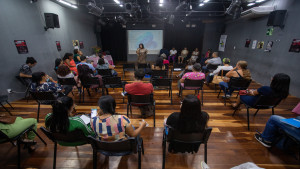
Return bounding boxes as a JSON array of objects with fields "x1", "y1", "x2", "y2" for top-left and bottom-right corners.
[
  {"x1": 254, "y1": 133, "x2": 272, "y2": 148},
  {"x1": 226, "y1": 94, "x2": 231, "y2": 98}
]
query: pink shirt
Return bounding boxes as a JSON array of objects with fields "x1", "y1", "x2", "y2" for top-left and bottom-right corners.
[{"x1": 181, "y1": 72, "x2": 205, "y2": 88}]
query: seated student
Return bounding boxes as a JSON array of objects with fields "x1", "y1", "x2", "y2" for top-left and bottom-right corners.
[
  {"x1": 77, "y1": 64, "x2": 103, "y2": 88},
  {"x1": 202, "y1": 52, "x2": 222, "y2": 73},
  {"x1": 166, "y1": 95, "x2": 209, "y2": 133},
  {"x1": 91, "y1": 95, "x2": 147, "y2": 141},
  {"x1": 178, "y1": 63, "x2": 205, "y2": 93},
  {"x1": 0, "y1": 115, "x2": 38, "y2": 152},
  {"x1": 188, "y1": 48, "x2": 200, "y2": 64},
  {"x1": 30, "y1": 72, "x2": 72, "y2": 97},
  {"x1": 151, "y1": 57, "x2": 166, "y2": 70},
  {"x1": 19, "y1": 57, "x2": 37, "y2": 86},
  {"x1": 177, "y1": 60, "x2": 196, "y2": 78},
  {"x1": 178, "y1": 47, "x2": 189, "y2": 64},
  {"x1": 206, "y1": 58, "x2": 233, "y2": 83},
  {"x1": 63, "y1": 53, "x2": 78, "y2": 75},
  {"x1": 219, "y1": 60, "x2": 251, "y2": 98},
  {"x1": 96, "y1": 58, "x2": 118, "y2": 76},
  {"x1": 56, "y1": 65, "x2": 81, "y2": 88},
  {"x1": 45, "y1": 96, "x2": 95, "y2": 146},
  {"x1": 168, "y1": 47, "x2": 177, "y2": 63},
  {"x1": 162, "y1": 55, "x2": 169, "y2": 65},
  {"x1": 73, "y1": 49, "x2": 82, "y2": 64},
  {"x1": 77, "y1": 56, "x2": 96, "y2": 74},
  {"x1": 54, "y1": 58, "x2": 63, "y2": 73},
  {"x1": 103, "y1": 50, "x2": 114, "y2": 66},
  {"x1": 255, "y1": 115, "x2": 300, "y2": 149},
  {"x1": 125, "y1": 70, "x2": 154, "y2": 118},
  {"x1": 232, "y1": 73, "x2": 290, "y2": 108}
]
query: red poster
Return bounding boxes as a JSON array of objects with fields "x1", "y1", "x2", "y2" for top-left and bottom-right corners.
[
  {"x1": 14, "y1": 40, "x2": 28, "y2": 54},
  {"x1": 79, "y1": 41, "x2": 84, "y2": 49},
  {"x1": 56, "y1": 41, "x2": 61, "y2": 51}
]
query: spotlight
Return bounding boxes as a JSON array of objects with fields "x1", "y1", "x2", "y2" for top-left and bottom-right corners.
[{"x1": 87, "y1": 1, "x2": 104, "y2": 17}]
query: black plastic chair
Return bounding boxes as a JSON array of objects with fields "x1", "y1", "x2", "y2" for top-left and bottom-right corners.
[
  {"x1": 206, "y1": 64, "x2": 220, "y2": 73},
  {"x1": 232, "y1": 95, "x2": 282, "y2": 130},
  {"x1": 217, "y1": 78, "x2": 252, "y2": 106},
  {"x1": 40, "y1": 127, "x2": 88, "y2": 169},
  {"x1": 30, "y1": 91, "x2": 57, "y2": 122},
  {"x1": 15, "y1": 76, "x2": 31, "y2": 101},
  {"x1": 179, "y1": 79, "x2": 204, "y2": 105},
  {"x1": 80, "y1": 76, "x2": 103, "y2": 103},
  {"x1": 0, "y1": 95, "x2": 14, "y2": 115},
  {"x1": 123, "y1": 63, "x2": 136, "y2": 78},
  {"x1": 127, "y1": 94, "x2": 156, "y2": 127},
  {"x1": 171, "y1": 63, "x2": 185, "y2": 78},
  {"x1": 138, "y1": 63, "x2": 149, "y2": 69},
  {"x1": 87, "y1": 136, "x2": 144, "y2": 169},
  {"x1": 57, "y1": 77, "x2": 78, "y2": 96},
  {"x1": 0, "y1": 125, "x2": 46, "y2": 169},
  {"x1": 162, "y1": 127, "x2": 212, "y2": 169},
  {"x1": 151, "y1": 70, "x2": 168, "y2": 79},
  {"x1": 103, "y1": 76, "x2": 125, "y2": 103},
  {"x1": 97, "y1": 69, "x2": 112, "y2": 78},
  {"x1": 151, "y1": 78, "x2": 172, "y2": 104}
]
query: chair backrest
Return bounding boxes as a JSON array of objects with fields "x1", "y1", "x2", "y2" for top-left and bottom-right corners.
[
  {"x1": 128, "y1": 94, "x2": 154, "y2": 105},
  {"x1": 217, "y1": 70, "x2": 230, "y2": 77},
  {"x1": 183, "y1": 69, "x2": 193, "y2": 74},
  {"x1": 207, "y1": 64, "x2": 219, "y2": 70},
  {"x1": 173, "y1": 63, "x2": 185, "y2": 70},
  {"x1": 138, "y1": 63, "x2": 149, "y2": 69},
  {"x1": 87, "y1": 136, "x2": 137, "y2": 153},
  {"x1": 57, "y1": 78, "x2": 77, "y2": 86},
  {"x1": 103, "y1": 76, "x2": 122, "y2": 85},
  {"x1": 123, "y1": 63, "x2": 135, "y2": 70},
  {"x1": 184, "y1": 79, "x2": 204, "y2": 89},
  {"x1": 97, "y1": 69, "x2": 112, "y2": 77},
  {"x1": 254, "y1": 95, "x2": 282, "y2": 108},
  {"x1": 152, "y1": 78, "x2": 172, "y2": 87},
  {"x1": 81, "y1": 77, "x2": 100, "y2": 87},
  {"x1": 30, "y1": 91, "x2": 56, "y2": 101},
  {"x1": 228, "y1": 78, "x2": 252, "y2": 90},
  {"x1": 16, "y1": 75, "x2": 31, "y2": 87},
  {"x1": 152, "y1": 70, "x2": 168, "y2": 78},
  {"x1": 40, "y1": 126, "x2": 87, "y2": 144}
]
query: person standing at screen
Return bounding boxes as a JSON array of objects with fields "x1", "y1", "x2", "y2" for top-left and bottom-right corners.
[{"x1": 136, "y1": 43, "x2": 148, "y2": 63}]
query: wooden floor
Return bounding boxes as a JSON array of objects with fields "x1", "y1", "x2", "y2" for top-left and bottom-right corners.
[{"x1": 1, "y1": 63, "x2": 300, "y2": 169}]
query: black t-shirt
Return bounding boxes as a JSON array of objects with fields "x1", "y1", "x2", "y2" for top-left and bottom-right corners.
[{"x1": 166, "y1": 111, "x2": 209, "y2": 133}]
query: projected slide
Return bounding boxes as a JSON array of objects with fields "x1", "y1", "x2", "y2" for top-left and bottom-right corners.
[{"x1": 128, "y1": 30, "x2": 163, "y2": 55}]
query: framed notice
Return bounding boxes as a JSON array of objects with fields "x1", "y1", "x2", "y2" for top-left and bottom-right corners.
[
  {"x1": 79, "y1": 41, "x2": 84, "y2": 49},
  {"x1": 252, "y1": 40, "x2": 257, "y2": 49},
  {"x1": 14, "y1": 40, "x2": 28, "y2": 54},
  {"x1": 245, "y1": 39, "x2": 251, "y2": 48},
  {"x1": 56, "y1": 41, "x2": 61, "y2": 51},
  {"x1": 218, "y1": 35, "x2": 227, "y2": 52},
  {"x1": 289, "y1": 39, "x2": 300, "y2": 53}
]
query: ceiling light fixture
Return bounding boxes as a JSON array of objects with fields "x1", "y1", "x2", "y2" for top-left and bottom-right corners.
[
  {"x1": 120, "y1": 4, "x2": 123, "y2": 7},
  {"x1": 114, "y1": 0, "x2": 120, "y2": 4},
  {"x1": 256, "y1": 0, "x2": 266, "y2": 2},
  {"x1": 199, "y1": 3, "x2": 204, "y2": 6},
  {"x1": 247, "y1": 3, "x2": 255, "y2": 6},
  {"x1": 159, "y1": 3, "x2": 163, "y2": 7},
  {"x1": 57, "y1": 0, "x2": 77, "y2": 8},
  {"x1": 204, "y1": 0, "x2": 210, "y2": 3}
]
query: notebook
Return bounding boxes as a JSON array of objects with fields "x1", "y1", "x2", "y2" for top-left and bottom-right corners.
[
  {"x1": 281, "y1": 118, "x2": 300, "y2": 128},
  {"x1": 80, "y1": 115, "x2": 91, "y2": 125}
]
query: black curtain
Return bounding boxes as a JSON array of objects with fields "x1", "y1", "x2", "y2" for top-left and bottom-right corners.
[
  {"x1": 163, "y1": 22, "x2": 205, "y2": 56},
  {"x1": 100, "y1": 23, "x2": 127, "y2": 61}
]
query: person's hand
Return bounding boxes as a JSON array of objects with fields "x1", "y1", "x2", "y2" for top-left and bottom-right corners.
[{"x1": 140, "y1": 120, "x2": 147, "y2": 128}]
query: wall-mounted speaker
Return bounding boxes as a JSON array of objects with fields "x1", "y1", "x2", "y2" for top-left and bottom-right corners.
[
  {"x1": 44, "y1": 13, "x2": 60, "y2": 30},
  {"x1": 267, "y1": 10, "x2": 287, "y2": 28}
]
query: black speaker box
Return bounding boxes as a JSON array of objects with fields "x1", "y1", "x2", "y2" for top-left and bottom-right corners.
[
  {"x1": 44, "y1": 13, "x2": 60, "y2": 28},
  {"x1": 267, "y1": 10, "x2": 287, "y2": 28}
]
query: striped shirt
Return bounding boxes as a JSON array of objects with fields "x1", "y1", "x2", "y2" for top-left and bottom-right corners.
[{"x1": 91, "y1": 115, "x2": 131, "y2": 141}]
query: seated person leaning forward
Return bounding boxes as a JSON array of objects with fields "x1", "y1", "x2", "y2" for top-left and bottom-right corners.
[
  {"x1": 30, "y1": 72, "x2": 72, "y2": 97},
  {"x1": 91, "y1": 95, "x2": 147, "y2": 141},
  {"x1": 125, "y1": 70, "x2": 154, "y2": 118},
  {"x1": 96, "y1": 58, "x2": 118, "y2": 76},
  {"x1": 177, "y1": 63, "x2": 205, "y2": 95},
  {"x1": 202, "y1": 52, "x2": 222, "y2": 73},
  {"x1": 19, "y1": 57, "x2": 37, "y2": 86},
  {"x1": 206, "y1": 58, "x2": 233, "y2": 83},
  {"x1": 45, "y1": 96, "x2": 95, "y2": 146},
  {"x1": 219, "y1": 60, "x2": 251, "y2": 98}
]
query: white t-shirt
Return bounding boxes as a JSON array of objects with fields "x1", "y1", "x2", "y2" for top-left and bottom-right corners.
[
  {"x1": 210, "y1": 65, "x2": 233, "y2": 76},
  {"x1": 170, "y1": 50, "x2": 177, "y2": 55}
]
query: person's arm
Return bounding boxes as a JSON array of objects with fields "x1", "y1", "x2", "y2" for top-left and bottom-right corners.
[
  {"x1": 248, "y1": 89, "x2": 259, "y2": 96},
  {"x1": 125, "y1": 121, "x2": 147, "y2": 137},
  {"x1": 212, "y1": 66, "x2": 221, "y2": 75},
  {"x1": 76, "y1": 117, "x2": 96, "y2": 137},
  {"x1": 180, "y1": 77, "x2": 185, "y2": 83},
  {"x1": 145, "y1": 49, "x2": 148, "y2": 54},
  {"x1": 136, "y1": 49, "x2": 140, "y2": 54},
  {"x1": 226, "y1": 67, "x2": 237, "y2": 78},
  {"x1": 151, "y1": 64, "x2": 155, "y2": 69},
  {"x1": 65, "y1": 59, "x2": 75, "y2": 67},
  {"x1": 205, "y1": 59, "x2": 210, "y2": 64},
  {"x1": 108, "y1": 64, "x2": 114, "y2": 69},
  {"x1": 77, "y1": 56, "x2": 81, "y2": 62},
  {"x1": 19, "y1": 73, "x2": 32, "y2": 78}
]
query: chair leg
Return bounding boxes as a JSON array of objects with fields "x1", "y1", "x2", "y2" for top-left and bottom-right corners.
[
  {"x1": 31, "y1": 129, "x2": 47, "y2": 145},
  {"x1": 93, "y1": 149, "x2": 97, "y2": 169},
  {"x1": 6, "y1": 101, "x2": 14, "y2": 109},
  {"x1": 82, "y1": 88, "x2": 85, "y2": 103},
  {"x1": 254, "y1": 109, "x2": 260, "y2": 116},
  {"x1": 201, "y1": 90, "x2": 204, "y2": 106},
  {"x1": 224, "y1": 93, "x2": 227, "y2": 106},
  {"x1": 162, "y1": 138, "x2": 166, "y2": 169},
  {"x1": 37, "y1": 103, "x2": 40, "y2": 123},
  {"x1": 141, "y1": 138, "x2": 144, "y2": 155},
  {"x1": 127, "y1": 104, "x2": 129, "y2": 117},
  {"x1": 130, "y1": 105, "x2": 132, "y2": 116},
  {"x1": 87, "y1": 88, "x2": 91, "y2": 96},
  {"x1": 247, "y1": 107, "x2": 250, "y2": 131},
  {"x1": 53, "y1": 142, "x2": 57, "y2": 169},
  {"x1": 0, "y1": 103, "x2": 12, "y2": 116},
  {"x1": 205, "y1": 143, "x2": 208, "y2": 164},
  {"x1": 232, "y1": 103, "x2": 241, "y2": 116},
  {"x1": 138, "y1": 146, "x2": 142, "y2": 169},
  {"x1": 170, "y1": 88, "x2": 173, "y2": 104},
  {"x1": 236, "y1": 92, "x2": 239, "y2": 98},
  {"x1": 153, "y1": 103, "x2": 156, "y2": 127},
  {"x1": 106, "y1": 88, "x2": 109, "y2": 95},
  {"x1": 217, "y1": 89, "x2": 221, "y2": 98},
  {"x1": 17, "y1": 140, "x2": 21, "y2": 169},
  {"x1": 272, "y1": 107, "x2": 275, "y2": 115}
]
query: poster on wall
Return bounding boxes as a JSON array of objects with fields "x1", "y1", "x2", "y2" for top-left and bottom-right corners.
[
  {"x1": 218, "y1": 35, "x2": 227, "y2": 52},
  {"x1": 252, "y1": 40, "x2": 257, "y2": 49},
  {"x1": 56, "y1": 41, "x2": 61, "y2": 51},
  {"x1": 257, "y1": 41, "x2": 264, "y2": 49},
  {"x1": 245, "y1": 39, "x2": 251, "y2": 48},
  {"x1": 266, "y1": 28, "x2": 274, "y2": 36},
  {"x1": 79, "y1": 41, "x2": 84, "y2": 49},
  {"x1": 264, "y1": 41, "x2": 273, "y2": 52},
  {"x1": 72, "y1": 40, "x2": 79, "y2": 47},
  {"x1": 14, "y1": 40, "x2": 28, "y2": 54},
  {"x1": 289, "y1": 39, "x2": 300, "y2": 53}
]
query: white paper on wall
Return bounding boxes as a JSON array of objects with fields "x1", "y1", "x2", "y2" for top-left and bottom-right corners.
[
  {"x1": 218, "y1": 35, "x2": 227, "y2": 52},
  {"x1": 252, "y1": 40, "x2": 257, "y2": 49}
]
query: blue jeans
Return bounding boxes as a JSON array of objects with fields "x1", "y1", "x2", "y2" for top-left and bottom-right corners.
[
  {"x1": 202, "y1": 66, "x2": 208, "y2": 73},
  {"x1": 261, "y1": 115, "x2": 300, "y2": 142},
  {"x1": 219, "y1": 82, "x2": 234, "y2": 96}
]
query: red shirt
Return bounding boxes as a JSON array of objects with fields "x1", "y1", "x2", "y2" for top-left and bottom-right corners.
[{"x1": 125, "y1": 82, "x2": 153, "y2": 95}]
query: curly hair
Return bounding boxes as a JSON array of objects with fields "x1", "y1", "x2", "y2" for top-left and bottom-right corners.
[{"x1": 57, "y1": 65, "x2": 71, "y2": 77}]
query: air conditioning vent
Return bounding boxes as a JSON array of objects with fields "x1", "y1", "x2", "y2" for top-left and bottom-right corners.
[{"x1": 241, "y1": 6, "x2": 274, "y2": 19}]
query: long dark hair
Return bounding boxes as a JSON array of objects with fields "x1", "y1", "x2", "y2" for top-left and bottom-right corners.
[
  {"x1": 155, "y1": 57, "x2": 164, "y2": 68},
  {"x1": 98, "y1": 95, "x2": 116, "y2": 115},
  {"x1": 270, "y1": 73, "x2": 290, "y2": 99},
  {"x1": 63, "y1": 53, "x2": 73, "y2": 61},
  {"x1": 55, "y1": 58, "x2": 62, "y2": 68},
  {"x1": 32, "y1": 72, "x2": 45, "y2": 86},
  {"x1": 178, "y1": 95, "x2": 208, "y2": 133},
  {"x1": 47, "y1": 96, "x2": 73, "y2": 133},
  {"x1": 77, "y1": 64, "x2": 92, "y2": 81},
  {"x1": 139, "y1": 43, "x2": 144, "y2": 49}
]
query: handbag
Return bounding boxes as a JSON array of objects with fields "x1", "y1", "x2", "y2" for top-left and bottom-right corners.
[
  {"x1": 212, "y1": 70, "x2": 224, "y2": 84},
  {"x1": 0, "y1": 116, "x2": 17, "y2": 124}
]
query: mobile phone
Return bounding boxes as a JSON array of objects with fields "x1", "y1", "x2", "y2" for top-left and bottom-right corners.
[{"x1": 91, "y1": 109, "x2": 97, "y2": 118}]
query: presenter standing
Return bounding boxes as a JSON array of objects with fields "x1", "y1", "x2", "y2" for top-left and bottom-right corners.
[{"x1": 136, "y1": 43, "x2": 148, "y2": 63}]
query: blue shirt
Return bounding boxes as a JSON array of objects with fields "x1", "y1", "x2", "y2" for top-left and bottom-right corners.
[
  {"x1": 77, "y1": 62, "x2": 95, "y2": 71},
  {"x1": 240, "y1": 86, "x2": 274, "y2": 106}
]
